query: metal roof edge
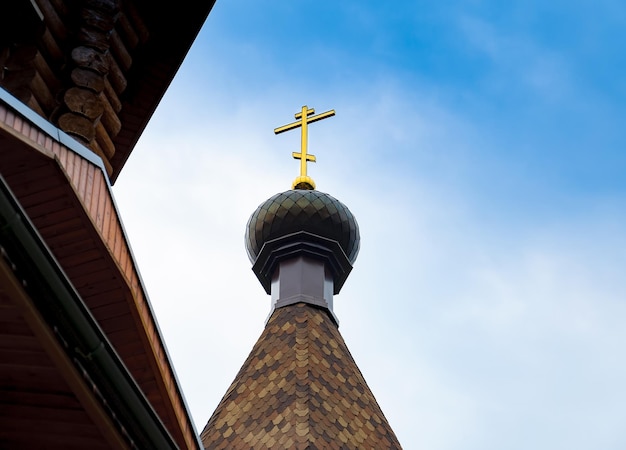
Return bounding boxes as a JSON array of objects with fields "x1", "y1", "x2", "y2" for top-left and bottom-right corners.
[
  {"x1": 0, "y1": 173, "x2": 180, "y2": 449},
  {"x1": 0, "y1": 87, "x2": 108, "y2": 177}
]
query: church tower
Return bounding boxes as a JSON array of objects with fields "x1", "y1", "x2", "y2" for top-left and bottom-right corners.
[{"x1": 200, "y1": 106, "x2": 402, "y2": 449}]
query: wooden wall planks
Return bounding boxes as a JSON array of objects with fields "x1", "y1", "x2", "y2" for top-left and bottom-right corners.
[{"x1": 1, "y1": 100, "x2": 198, "y2": 449}]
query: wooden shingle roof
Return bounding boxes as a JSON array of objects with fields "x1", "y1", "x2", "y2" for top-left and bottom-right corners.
[{"x1": 200, "y1": 303, "x2": 402, "y2": 450}]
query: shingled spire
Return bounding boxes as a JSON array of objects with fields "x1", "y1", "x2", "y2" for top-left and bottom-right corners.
[{"x1": 200, "y1": 107, "x2": 401, "y2": 449}]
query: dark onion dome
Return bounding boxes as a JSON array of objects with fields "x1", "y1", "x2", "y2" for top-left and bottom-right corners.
[{"x1": 245, "y1": 189, "x2": 360, "y2": 265}]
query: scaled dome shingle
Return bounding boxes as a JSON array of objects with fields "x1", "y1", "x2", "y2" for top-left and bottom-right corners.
[{"x1": 245, "y1": 189, "x2": 360, "y2": 264}]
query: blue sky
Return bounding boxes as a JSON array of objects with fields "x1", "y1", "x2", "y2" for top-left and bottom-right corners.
[{"x1": 113, "y1": 1, "x2": 626, "y2": 448}]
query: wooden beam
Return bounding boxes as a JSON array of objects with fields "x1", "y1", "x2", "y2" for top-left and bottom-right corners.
[
  {"x1": 95, "y1": 121, "x2": 115, "y2": 159},
  {"x1": 106, "y1": 51, "x2": 127, "y2": 94},
  {"x1": 4, "y1": 45, "x2": 37, "y2": 71},
  {"x1": 89, "y1": 139, "x2": 113, "y2": 175},
  {"x1": 103, "y1": 77, "x2": 122, "y2": 112},
  {"x1": 31, "y1": 70, "x2": 56, "y2": 114},
  {"x1": 98, "y1": 91, "x2": 122, "y2": 136},
  {"x1": 33, "y1": 51, "x2": 60, "y2": 94},
  {"x1": 33, "y1": 0, "x2": 67, "y2": 42},
  {"x1": 71, "y1": 46, "x2": 109, "y2": 75},
  {"x1": 63, "y1": 87, "x2": 103, "y2": 121},
  {"x1": 71, "y1": 67, "x2": 106, "y2": 93},
  {"x1": 38, "y1": 27, "x2": 64, "y2": 62},
  {"x1": 110, "y1": 29, "x2": 132, "y2": 72},
  {"x1": 79, "y1": 4, "x2": 117, "y2": 33},
  {"x1": 2, "y1": 67, "x2": 36, "y2": 91},
  {"x1": 76, "y1": 26, "x2": 110, "y2": 53},
  {"x1": 124, "y1": 2, "x2": 149, "y2": 44},
  {"x1": 117, "y1": 12, "x2": 139, "y2": 50},
  {"x1": 0, "y1": 82, "x2": 45, "y2": 118},
  {"x1": 48, "y1": 0, "x2": 69, "y2": 17},
  {"x1": 26, "y1": 95, "x2": 46, "y2": 118},
  {"x1": 58, "y1": 112, "x2": 96, "y2": 142}
]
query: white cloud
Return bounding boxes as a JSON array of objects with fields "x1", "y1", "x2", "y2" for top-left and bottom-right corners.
[{"x1": 111, "y1": 13, "x2": 626, "y2": 446}]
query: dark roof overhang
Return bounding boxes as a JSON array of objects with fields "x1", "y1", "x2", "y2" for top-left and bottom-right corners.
[
  {"x1": 0, "y1": 0, "x2": 217, "y2": 183},
  {"x1": 108, "y1": 0, "x2": 217, "y2": 182},
  {"x1": 0, "y1": 173, "x2": 179, "y2": 449}
]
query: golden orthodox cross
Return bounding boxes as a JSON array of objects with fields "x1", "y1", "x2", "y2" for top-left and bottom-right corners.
[{"x1": 274, "y1": 105, "x2": 335, "y2": 189}]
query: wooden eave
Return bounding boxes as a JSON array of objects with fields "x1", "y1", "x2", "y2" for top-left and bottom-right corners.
[
  {"x1": 0, "y1": 0, "x2": 217, "y2": 183},
  {"x1": 0, "y1": 255, "x2": 130, "y2": 449},
  {"x1": 0, "y1": 91, "x2": 200, "y2": 449},
  {"x1": 108, "y1": 0, "x2": 217, "y2": 182}
]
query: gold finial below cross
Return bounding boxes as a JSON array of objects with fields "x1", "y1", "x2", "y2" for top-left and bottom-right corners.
[{"x1": 274, "y1": 105, "x2": 335, "y2": 190}]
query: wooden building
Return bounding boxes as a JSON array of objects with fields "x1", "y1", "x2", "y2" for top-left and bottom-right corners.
[
  {"x1": 1, "y1": 2, "x2": 401, "y2": 448},
  {"x1": 0, "y1": 1, "x2": 216, "y2": 448}
]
